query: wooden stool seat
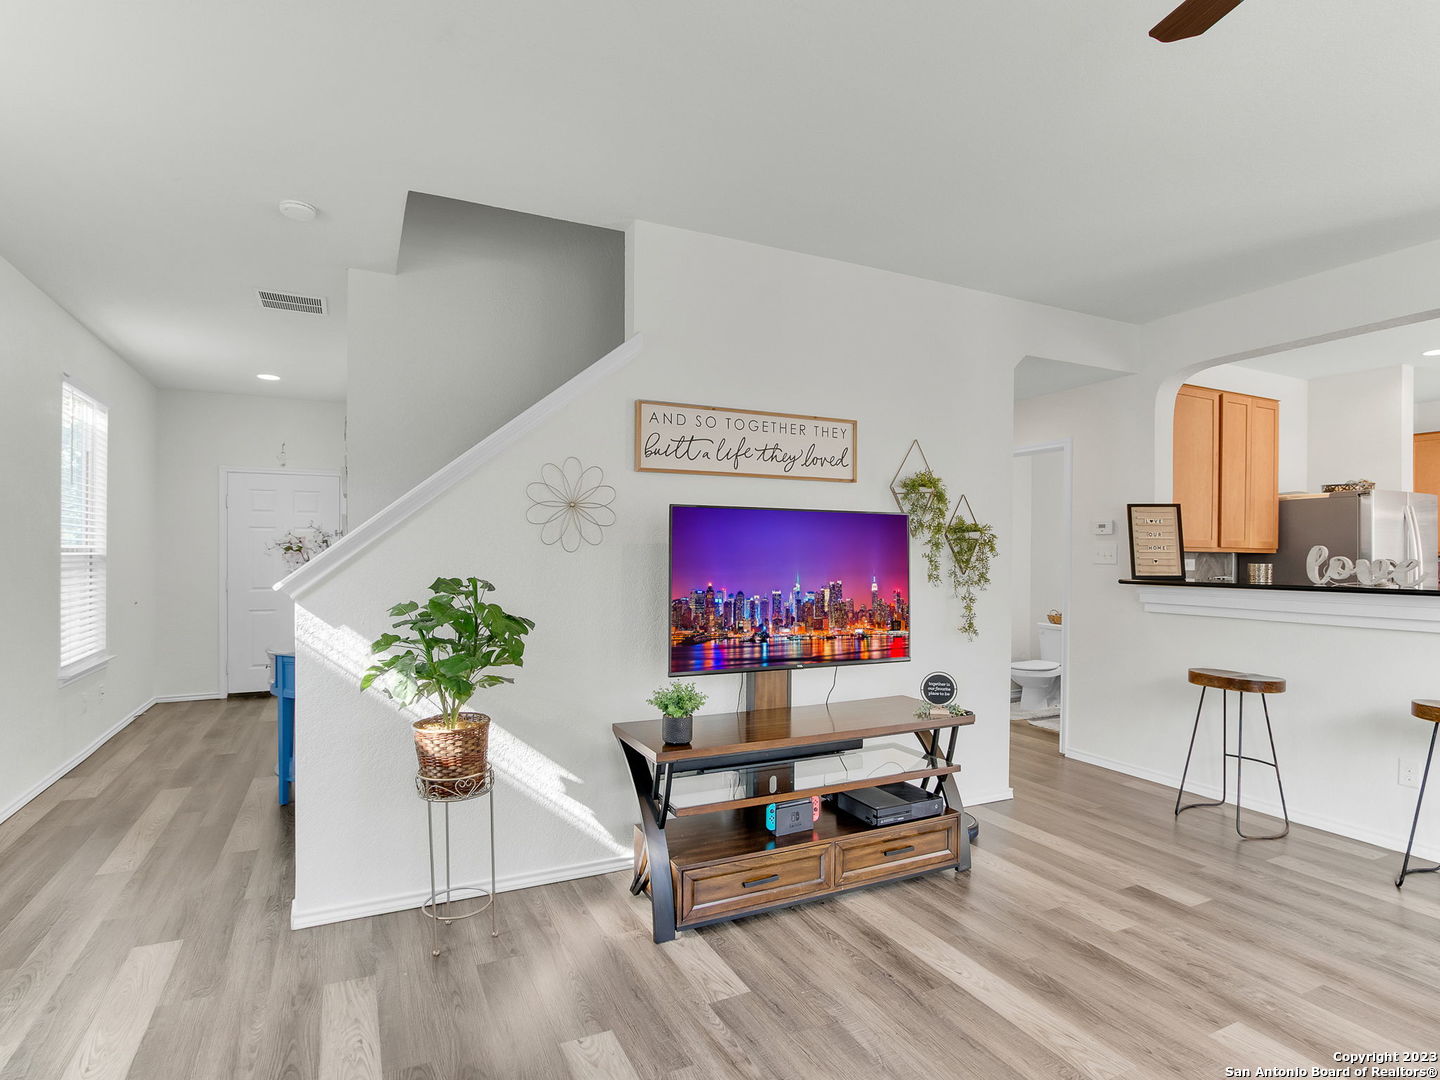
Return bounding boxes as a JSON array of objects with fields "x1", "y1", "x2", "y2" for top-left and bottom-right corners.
[
  {"x1": 1411, "y1": 699, "x2": 1440, "y2": 723},
  {"x1": 1188, "y1": 668, "x2": 1286, "y2": 695},
  {"x1": 1176, "y1": 667, "x2": 1289, "y2": 840}
]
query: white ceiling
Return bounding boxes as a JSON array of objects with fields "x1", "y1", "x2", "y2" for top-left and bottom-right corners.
[
  {"x1": 5, "y1": 1, "x2": 1440, "y2": 400},
  {"x1": 1235, "y1": 317, "x2": 1440, "y2": 402}
]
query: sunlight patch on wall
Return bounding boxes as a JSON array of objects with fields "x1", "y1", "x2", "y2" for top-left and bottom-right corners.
[{"x1": 295, "y1": 606, "x2": 626, "y2": 857}]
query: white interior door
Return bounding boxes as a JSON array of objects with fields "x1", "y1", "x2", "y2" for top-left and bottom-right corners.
[{"x1": 225, "y1": 470, "x2": 342, "y2": 693}]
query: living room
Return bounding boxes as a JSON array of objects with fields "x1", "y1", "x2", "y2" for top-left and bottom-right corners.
[{"x1": 3, "y1": 3, "x2": 1439, "y2": 1078}]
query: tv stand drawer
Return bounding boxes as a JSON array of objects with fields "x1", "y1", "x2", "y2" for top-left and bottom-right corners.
[
  {"x1": 835, "y1": 814, "x2": 959, "y2": 886},
  {"x1": 678, "y1": 845, "x2": 831, "y2": 925}
]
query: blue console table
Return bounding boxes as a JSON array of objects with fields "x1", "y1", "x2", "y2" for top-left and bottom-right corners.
[{"x1": 269, "y1": 652, "x2": 296, "y2": 805}]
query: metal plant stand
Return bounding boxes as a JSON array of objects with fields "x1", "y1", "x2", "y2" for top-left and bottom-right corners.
[{"x1": 415, "y1": 768, "x2": 498, "y2": 957}]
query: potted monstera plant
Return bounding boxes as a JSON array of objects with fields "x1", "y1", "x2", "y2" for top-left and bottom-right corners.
[{"x1": 363, "y1": 576, "x2": 535, "y2": 796}]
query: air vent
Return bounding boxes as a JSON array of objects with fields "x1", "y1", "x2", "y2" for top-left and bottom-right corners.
[{"x1": 256, "y1": 290, "x2": 327, "y2": 315}]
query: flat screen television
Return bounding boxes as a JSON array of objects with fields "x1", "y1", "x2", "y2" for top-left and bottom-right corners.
[{"x1": 668, "y1": 504, "x2": 911, "y2": 677}]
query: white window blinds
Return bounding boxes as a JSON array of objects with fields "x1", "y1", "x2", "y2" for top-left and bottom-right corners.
[{"x1": 60, "y1": 382, "x2": 108, "y2": 675}]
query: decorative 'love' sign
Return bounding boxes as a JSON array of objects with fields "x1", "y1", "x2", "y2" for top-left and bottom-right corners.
[{"x1": 1306, "y1": 545, "x2": 1421, "y2": 589}]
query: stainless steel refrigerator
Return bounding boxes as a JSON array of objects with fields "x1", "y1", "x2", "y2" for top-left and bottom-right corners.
[{"x1": 1269, "y1": 490, "x2": 1439, "y2": 589}]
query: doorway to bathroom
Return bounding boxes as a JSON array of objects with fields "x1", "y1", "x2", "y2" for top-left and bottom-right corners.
[{"x1": 1011, "y1": 441, "x2": 1071, "y2": 756}]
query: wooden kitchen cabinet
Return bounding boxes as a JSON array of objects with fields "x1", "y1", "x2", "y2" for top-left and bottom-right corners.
[
  {"x1": 1173, "y1": 384, "x2": 1279, "y2": 553},
  {"x1": 1414, "y1": 431, "x2": 1440, "y2": 510}
]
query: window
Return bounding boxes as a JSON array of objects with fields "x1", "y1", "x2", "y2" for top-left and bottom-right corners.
[{"x1": 60, "y1": 382, "x2": 108, "y2": 678}]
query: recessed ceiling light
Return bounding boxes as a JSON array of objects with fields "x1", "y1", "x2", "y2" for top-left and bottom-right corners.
[
  {"x1": 1423, "y1": 349, "x2": 1440, "y2": 357},
  {"x1": 257, "y1": 373, "x2": 281, "y2": 381},
  {"x1": 277, "y1": 199, "x2": 318, "y2": 222}
]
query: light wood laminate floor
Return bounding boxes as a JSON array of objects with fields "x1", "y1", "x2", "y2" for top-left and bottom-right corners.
[{"x1": 0, "y1": 700, "x2": 1435, "y2": 1079}]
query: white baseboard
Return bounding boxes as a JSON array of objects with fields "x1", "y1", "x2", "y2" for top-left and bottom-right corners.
[
  {"x1": 1064, "y1": 746, "x2": 1440, "y2": 863},
  {"x1": 289, "y1": 853, "x2": 634, "y2": 930},
  {"x1": 154, "y1": 692, "x2": 225, "y2": 703},
  {"x1": 0, "y1": 695, "x2": 157, "y2": 826},
  {"x1": 967, "y1": 788, "x2": 1015, "y2": 807},
  {"x1": 290, "y1": 789, "x2": 1019, "y2": 930}
]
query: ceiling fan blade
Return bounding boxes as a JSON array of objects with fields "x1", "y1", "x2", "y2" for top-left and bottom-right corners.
[{"x1": 1149, "y1": 0, "x2": 1245, "y2": 42}]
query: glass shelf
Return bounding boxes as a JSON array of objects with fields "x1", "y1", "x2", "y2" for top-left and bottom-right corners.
[{"x1": 666, "y1": 741, "x2": 958, "y2": 817}]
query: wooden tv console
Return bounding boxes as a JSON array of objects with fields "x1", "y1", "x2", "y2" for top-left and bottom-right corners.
[{"x1": 613, "y1": 690, "x2": 974, "y2": 943}]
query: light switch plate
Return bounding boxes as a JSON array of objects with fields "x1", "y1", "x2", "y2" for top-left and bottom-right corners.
[{"x1": 1093, "y1": 543, "x2": 1117, "y2": 565}]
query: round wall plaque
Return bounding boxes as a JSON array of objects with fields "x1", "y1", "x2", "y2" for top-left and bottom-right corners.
[{"x1": 921, "y1": 671, "x2": 957, "y2": 707}]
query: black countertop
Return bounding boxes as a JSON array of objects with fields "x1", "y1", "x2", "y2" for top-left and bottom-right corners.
[{"x1": 1119, "y1": 578, "x2": 1440, "y2": 597}]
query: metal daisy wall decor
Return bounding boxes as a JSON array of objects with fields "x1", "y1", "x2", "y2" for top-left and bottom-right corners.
[{"x1": 525, "y1": 457, "x2": 616, "y2": 552}]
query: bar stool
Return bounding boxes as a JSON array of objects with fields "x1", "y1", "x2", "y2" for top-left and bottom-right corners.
[
  {"x1": 1396, "y1": 699, "x2": 1440, "y2": 889},
  {"x1": 1175, "y1": 667, "x2": 1290, "y2": 840}
]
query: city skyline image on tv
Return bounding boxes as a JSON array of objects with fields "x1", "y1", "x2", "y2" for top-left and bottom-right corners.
[{"x1": 669, "y1": 504, "x2": 911, "y2": 676}]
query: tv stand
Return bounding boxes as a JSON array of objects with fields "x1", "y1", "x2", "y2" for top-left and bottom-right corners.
[
  {"x1": 613, "y1": 695, "x2": 974, "y2": 943},
  {"x1": 743, "y1": 668, "x2": 793, "y2": 711}
]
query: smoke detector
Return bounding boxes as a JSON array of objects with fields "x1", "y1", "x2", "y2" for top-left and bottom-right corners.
[
  {"x1": 256, "y1": 290, "x2": 327, "y2": 315},
  {"x1": 277, "y1": 199, "x2": 318, "y2": 222}
]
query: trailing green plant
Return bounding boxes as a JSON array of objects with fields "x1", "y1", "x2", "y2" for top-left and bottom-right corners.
[
  {"x1": 914, "y1": 701, "x2": 974, "y2": 719},
  {"x1": 894, "y1": 468, "x2": 999, "y2": 641},
  {"x1": 362, "y1": 577, "x2": 536, "y2": 729},
  {"x1": 647, "y1": 681, "x2": 707, "y2": 719},
  {"x1": 945, "y1": 517, "x2": 998, "y2": 640},
  {"x1": 895, "y1": 469, "x2": 951, "y2": 589}
]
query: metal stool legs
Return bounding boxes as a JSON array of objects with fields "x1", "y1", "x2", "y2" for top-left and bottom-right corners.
[
  {"x1": 1396, "y1": 722, "x2": 1440, "y2": 888},
  {"x1": 1176, "y1": 685, "x2": 1290, "y2": 840}
]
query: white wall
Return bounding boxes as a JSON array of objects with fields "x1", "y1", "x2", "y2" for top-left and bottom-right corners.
[
  {"x1": 1415, "y1": 397, "x2": 1440, "y2": 434},
  {"x1": 1188, "y1": 363, "x2": 1311, "y2": 492},
  {"x1": 0, "y1": 254, "x2": 158, "y2": 821},
  {"x1": 1026, "y1": 449, "x2": 1066, "y2": 656},
  {"x1": 286, "y1": 220, "x2": 1138, "y2": 927},
  {"x1": 1009, "y1": 455, "x2": 1033, "y2": 659},
  {"x1": 154, "y1": 389, "x2": 345, "y2": 698},
  {"x1": 1308, "y1": 365, "x2": 1414, "y2": 491},
  {"x1": 346, "y1": 195, "x2": 625, "y2": 522},
  {"x1": 1009, "y1": 448, "x2": 1067, "y2": 661}
]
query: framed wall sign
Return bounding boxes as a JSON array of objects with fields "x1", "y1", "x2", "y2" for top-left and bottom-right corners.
[
  {"x1": 634, "y1": 400, "x2": 857, "y2": 482},
  {"x1": 1127, "y1": 503, "x2": 1186, "y2": 580}
]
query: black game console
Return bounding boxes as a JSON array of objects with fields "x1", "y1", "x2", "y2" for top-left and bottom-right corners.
[{"x1": 835, "y1": 782, "x2": 945, "y2": 828}]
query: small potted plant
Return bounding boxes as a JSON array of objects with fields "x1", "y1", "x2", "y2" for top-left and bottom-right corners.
[
  {"x1": 647, "y1": 681, "x2": 707, "y2": 744},
  {"x1": 362, "y1": 576, "x2": 535, "y2": 797}
]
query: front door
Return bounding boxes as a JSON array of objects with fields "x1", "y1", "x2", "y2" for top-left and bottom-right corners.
[{"x1": 225, "y1": 470, "x2": 342, "y2": 693}]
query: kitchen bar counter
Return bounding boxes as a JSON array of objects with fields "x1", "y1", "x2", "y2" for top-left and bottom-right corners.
[
  {"x1": 1119, "y1": 578, "x2": 1440, "y2": 597},
  {"x1": 1120, "y1": 578, "x2": 1440, "y2": 633}
]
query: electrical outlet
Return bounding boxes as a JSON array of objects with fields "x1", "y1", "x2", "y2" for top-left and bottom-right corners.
[
  {"x1": 1399, "y1": 757, "x2": 1422, "y2": 789},
  {"x1": 1093, "y1": 543, "x2": 1117, "y2": 565}
]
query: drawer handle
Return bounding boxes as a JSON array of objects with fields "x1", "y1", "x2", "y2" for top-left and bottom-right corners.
[
  {"x1": 883, "y1": 845, "x2": 915, "y2": 858},
  {"x1": 741, "y1": 873, "x2": 781, "y2": 888}
]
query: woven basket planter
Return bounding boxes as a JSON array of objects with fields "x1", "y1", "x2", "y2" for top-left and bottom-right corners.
[{"x1": 413, "y1": 713, "x2": 490, "y2": 798}]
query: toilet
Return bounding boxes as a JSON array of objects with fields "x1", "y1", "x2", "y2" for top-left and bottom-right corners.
[{"x1": 1011, "y1": 621, "x2": 1062, "y2": 710}]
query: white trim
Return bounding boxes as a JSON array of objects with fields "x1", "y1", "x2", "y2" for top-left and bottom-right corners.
[
  {"x1": 1064, "y1": 745, "x2": 1440, "y2": 863},
  {"x1": 289, "y1": 786, "x2": 1014, "y2": 930},
  {"x1": 57, "y1": 652, "x2": 113, "y2": 687},
  {"x1": 220, "y1": 466, "x2": 345, "y2": 695},
  {"x1": 289, "y1": 853, "x2": 634, "y2": 929},
  {"x1": 274, "y1": 333, "x2": 646, "y2": 602},
  {"x1": 1134, "y1": 583, "x2": 1440, "y2": 633},
  {"x1": 1012, "y1": 439, "x2": 1073, "y2": 756},
  {"x1": 0, "y1": 695, "x2": 156, "y2": 826},
  {"x1": 154, "y1": 692, "x2": 227, "y2": 703},
  {"x1": 966, "y1": 787, "x2": 1015, "y2": 807}
]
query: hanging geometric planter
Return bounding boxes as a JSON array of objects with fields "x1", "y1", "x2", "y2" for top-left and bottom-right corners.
[
  {"x1": 889, "y1": 439, "x2": 938, "y2": 516},
  {"x1": 946, "y1": 494, "x2": 984, "y2": 573}
]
